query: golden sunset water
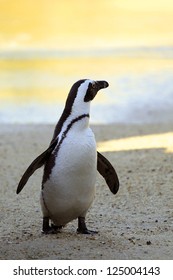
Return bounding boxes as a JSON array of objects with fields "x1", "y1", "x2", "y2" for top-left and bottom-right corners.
[
  {"x1": 1, "y1": 0, "x2": 173, "y2": 49},
  {"x1": 0, "y1": 0, "x2": 173, "y2": 123}
]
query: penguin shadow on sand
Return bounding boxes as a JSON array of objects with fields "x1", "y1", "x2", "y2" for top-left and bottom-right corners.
[{"x1": 16, "y1": 79, "x2": 119, "y2": 236}]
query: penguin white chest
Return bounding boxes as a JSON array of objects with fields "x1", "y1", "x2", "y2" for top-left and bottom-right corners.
[
  {"x1": 54, "y1": 127, "x2": 97, "y2": 185},
  {"x1": 42, "y1": 125, "x2": 97, "y2": 226}
]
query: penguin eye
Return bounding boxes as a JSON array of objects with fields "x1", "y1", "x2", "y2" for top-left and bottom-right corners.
[{"x1": 91, "y1": 83, "x2": 96, "y2": 89}]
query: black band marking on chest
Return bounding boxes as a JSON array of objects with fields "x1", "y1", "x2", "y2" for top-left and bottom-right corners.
[{"x1": 42, "y1": 113, "x2": 90, "y2": 186}]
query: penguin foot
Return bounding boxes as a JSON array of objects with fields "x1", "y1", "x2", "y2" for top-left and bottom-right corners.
[
  {"x1": 77, "y1": 228, "x2": 98, "y2": 234},
  {"x1": 77, "y1": 216, "x2": 98, "y2": 235},
  {"x1": 41, "y1": 227, "x2": 58, "y2": 234},
  {"x1": 42, "y1": 217, "x2": 62, "y2": 234},
  {"x1": 41, "y1": 225, "x2": 63, "y2": 234}
]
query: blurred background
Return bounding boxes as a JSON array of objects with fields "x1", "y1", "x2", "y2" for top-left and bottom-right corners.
[{"x1": 0, "y1": 0, "x2": 173, "y2": 124}]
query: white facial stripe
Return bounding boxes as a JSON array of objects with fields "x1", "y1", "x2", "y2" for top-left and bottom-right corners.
[
  {"x1": 71, "y1": 79, "x2": 93, "y2": 113},
  {"x1": 57, "y1": 79, "x2": 93, "y2": 140}
]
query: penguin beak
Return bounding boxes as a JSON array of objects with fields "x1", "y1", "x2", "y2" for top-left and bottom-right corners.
[
  {"x1": 84, "y1": 80, "x2": 109, "y2": 102},
  {"x1": 96, "y1": 80, "x2": 109, "y2": 90}
]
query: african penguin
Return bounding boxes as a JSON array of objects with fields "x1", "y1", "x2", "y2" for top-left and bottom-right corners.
[{"x1": 17, "y1": 79, "x2": 119, "y2": 234}]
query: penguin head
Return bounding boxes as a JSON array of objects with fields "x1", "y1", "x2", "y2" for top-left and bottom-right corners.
[
  {"x1": 64, "y1": 79, "x2": 109, "y2": 117},
  {"x1": 83, "y1": 80, "x2": 109, "y2": 102}
]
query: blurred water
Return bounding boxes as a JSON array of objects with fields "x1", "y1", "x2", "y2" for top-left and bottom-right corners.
[{"x1": 0, "y1": 47, "x2": 173, "y2": 124}]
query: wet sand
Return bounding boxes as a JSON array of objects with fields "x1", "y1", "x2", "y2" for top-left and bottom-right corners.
[{"x1": 0, "y1": 122, "x2": 173, "y2": 259}]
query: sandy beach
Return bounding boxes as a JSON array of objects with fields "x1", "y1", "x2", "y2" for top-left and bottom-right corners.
[{"x1": 0, "y1": 121, "x2": 173, "y2": 260}]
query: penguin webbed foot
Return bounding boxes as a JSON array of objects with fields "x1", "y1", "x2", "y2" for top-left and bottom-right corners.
[
  {"x1": 77, "y1": 217, "x2": 98, "y2": 235},
  {"x1": 41, "y1": 217, "x2": 62, "y2": 234},
  {"x1": 77, "y1": 228, "x2": 98, "y2": 234},
  {"x1": 42, "y1": 227, "x2": 58, "y2": 234}
]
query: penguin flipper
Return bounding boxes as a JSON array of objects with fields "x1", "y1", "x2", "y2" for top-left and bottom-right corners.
[
  {"x1": 97, "y1": 151, "x2": 119, "y2": 195},
  {"x1": 16, "y1": 139, "x2": 58, "y2": 194}
]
